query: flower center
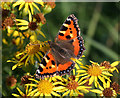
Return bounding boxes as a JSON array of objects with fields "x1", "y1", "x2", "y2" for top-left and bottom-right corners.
[
  {"x1": 33, "y1": 13, "x2": 46, "y2": 24},
  {"x1": 25, "y1": 41, "x2": 40, "y2": 55},
  {"x1": 37, "y1": 80, "x2": 53, "y2": 94},
  {"x1": 3, "y1": 17, "x2": 14, "y2": 27},
  {"x1": 21, "y1": 75, "x2": 31, "y2": 85},
  {"x1": 88, "y1": 65, "x2": 102, "y2": 76},
  {"x1": 111, "y1": 82, "x2": 120, "y2": 93},
  {"x1": 28, "y1": 22, "x2": 38, "y2": 30},
  {"x1": 100, "y1": 61, "x2": 111, "y2": 69},
  {"x1": 103, "y1": 88, "x2": 113, "y2": 97},
  {"x1": 67, "y1": 80, "x2": 79, "y2": 90}
]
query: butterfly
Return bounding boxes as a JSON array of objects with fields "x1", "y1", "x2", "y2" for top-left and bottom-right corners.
[{"x1": 36, "y1": 14, "x2": 85, "y2": 79}]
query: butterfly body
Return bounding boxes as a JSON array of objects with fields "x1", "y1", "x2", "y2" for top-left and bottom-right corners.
[{"x1": 36, "y1": 14, "x2": 85, "y2": 79}]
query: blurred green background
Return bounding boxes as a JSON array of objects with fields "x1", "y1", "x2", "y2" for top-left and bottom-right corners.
[{"x1": 2, "y1": 2, "x2": 120, "y2": 97}]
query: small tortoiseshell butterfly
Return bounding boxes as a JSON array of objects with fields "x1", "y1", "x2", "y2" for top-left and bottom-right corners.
[{"x1": 36, "y1": 14, "x2": 85, "y2": 79}]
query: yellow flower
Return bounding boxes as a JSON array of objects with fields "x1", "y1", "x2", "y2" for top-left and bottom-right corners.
[
  {"x1": 3, "y1": 16, "x2": 15, "y2": 34},
  {"x1": 53, "y1": 75, "x2": 91, "y2": 96},
  {"x1": 15, "y1": 18, "x2": 46, "y2": 38},
  {"x1": 100, "y1": 61, "x2": 120, "y2": 73},
  {"x1": 13, "y1": 0, "x2": 44, "y2": 20},
  {"x1": 12, "y1": 85, "x2": 33, "y2": 97},
  {"x1": 111, "y1": 82, "x2": 120, "y2": 95},
  {"x1": 90, "y1": 81, "x2": 117, "y2": 97},
  {"x1": 7, "y1": 51, "x2": 28, "y2": 70},
  {"x1": 1, "y1": 2, "x2": 11, "y2": 10},
  {"x1": 2, "y1": 38, "x2": 8, "y2": 45},
  {"x1": 25, "y1": 77, "x2": 61, "y2": 96},
  {"x1": 7, "y1": 41, "x2": 50, "y2": 70},
  {"x1": 77, "y1": 61, "x2": 113, "y2": 88}
]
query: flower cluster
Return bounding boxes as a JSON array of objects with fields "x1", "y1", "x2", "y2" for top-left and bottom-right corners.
[{"x1": 2, "y1": 1, "x2": 120, "y2": 97}]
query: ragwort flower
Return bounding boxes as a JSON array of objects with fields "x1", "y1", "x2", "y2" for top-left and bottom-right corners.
[
  {"x1": 7, "y1": 40, "x2": 50, "y2": 70},
  {"x1": 90, "y1": 81, "x2": 117, "y2": 97},
  {"x1": 13, "y1": 0, "x2": 44, "y2": 19},
  {"x1": 77, "y1": 61, "x2": 113, "y2": 88},
  {"x1": 100, "y1": 61, "x2": 120, "y2": 73},
  {"x1": 53, "y1": 75, "x2": 91, "y2": 96},
  {"x1": 25, "y1": 77, "x2": 61, "y2": 96},
  {"x1": 111, "y1": 82, "x2": 120, "y2": 94},
  {"x1": 3, "y1": 15, "x2": 16, "y2": 34},
  {"x1": 15, "y1": 18, "x2": 46, "y2": 38},
  {"x1": 12, "y1": 85, "x2": 33, "y2": 97}
]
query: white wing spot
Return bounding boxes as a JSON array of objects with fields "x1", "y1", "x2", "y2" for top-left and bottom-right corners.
[{"x1": 37, "y1": 69, "x2": 40, "y2": 73}]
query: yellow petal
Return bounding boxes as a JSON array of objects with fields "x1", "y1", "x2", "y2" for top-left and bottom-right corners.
[
  {"x1": 16, "y1": 87, "x2": 25, "y2": 96},
  {"x1": 37, "y1": 52, "x2": 43, "y2": 58},
  {"x1": 52, "y1": 82, "x2": 64, "y2": 86},
  {"x1": 78, "y1": 75, "x2": 90, "y2": 83},
  {"x1": 80, "y1": 65, "x2": 88, "y2": 70},
  {"x1": 37, "y1": 30, "x2": 46, "y2": 38},
  {"x1": 16, "y1": 52, "x2": 24, "y2": 57},
  {"x1": 102, "y1": 71, "x2": 113, "y2": 76},
  {"x1": 28, "y1": 78, "x2": 39, "y2": 83},
  {"x1": 19, "y1": 26, "x2": 28, "y2": 30},
  {"x1": 62, "y1": 90, "x2": 70, "y2": 97},
  {"x1": 80, "y1": 88, "x2": 89, "y2": 93},
  {"x1": 51, "y1": 91, "x2": 60, "y2": 96},
  {"x1": 29, "y1": 3, "x2": 33, "y2": 14},
  {"x1": 77, "y1": 86, "x2": 91, "y2": 90},
  {"x1": 25, "y1": 84, "x2": 37, "y2": 87},
  {"x1": 76, "y1": 60, "x2": 83, "y2": 66},
  {"x1": 12, "y1": 93, "x2": 20, "y2": 97},
  {"x1": 74, "y1": 89, "x2": 84, "y2": 96},
  {"x1": 24, "y1": 3, "x2": 28, "y2": 12},
  {"x1": 76, "y1": 73, "x2": 88, "y2": 77},
  {"x1": 77, "y1": 70, "x2": 87, "y2": 73},
  {"x1": 100, "y1": 74, "x2": 111, "y2": 82},
  {"x1": 27, "y1": 88, "x2": 38, "y2": 96},
  {"x1": 35, "y1": 0, "x2": 44, "y2": 6},
  {"x1": 45, "y1": 93, "x2": 51, "y2": 96},
  {"x1": 75, "y1": 63, "x2": 80, "y2": 69},
  {"x1": 98, "y1": 75, "x2": 105, "y2": 84},
  {"x1": 111, "y1": 61, "x2": 120, "y2": 67},
  {"x1": 35, "y1": 53, "x2": 41, "y2": 62},
  {"x1": 16, "y1": 23, "x2": 28, "y2": 26},
  {"x1": 32, "y1": 2, "x2": 40, "y2": 11},
  {"x1": 12, "y1": 64, "x2": 18, "y2": 70},
  {"x1": 98, "y1": 84, "x2": 104, "y2": 91},
  {"x1": 30, "y1": 54, "x2": 34, "y2": 65},
  {"x1": 89, "y1": 76, "x2": 95, "y2": 85},
  {"x1": 90, "y1": 89, "x2": 102, "y2": 94},
  {"x1": 53, "y1": 86, "x2": 66, "y2": 91},
  {"x1": 25, "y1": 55, "x2": 30, "y2": 66},
  {"x1": 73, "y1": 69, "x2": 75, "y2": 75},
  {"x1": 79, "y1": 79, "x2": 88, "y2": 85},
  {"x1": 52, "y1": 76, "x2": 64, "y2": 82},
  {"x1": 34, "y1": 91, "x2": 40, "y2": 96},
  {"x1": 28, "y1": 9, "x2": 32, "y2": 22},
  {"x1": 16, "y1": 19, "x2": 28, "y2": 24},
  {"x1": 13, "y1": 1, "x2": 22, "y2": 7},
  {"x1": 70, "y1": 90, "x2": 73, "y2": 96},
  {"x1": 7, "y1": 26, "x2": 11, "y2": 34},
  {"x1": 107, "y1": 81, "x2": 110, "y2": 88},
  {"x1": 19, "y1": 2, "x2": 25, "y2": 10}
]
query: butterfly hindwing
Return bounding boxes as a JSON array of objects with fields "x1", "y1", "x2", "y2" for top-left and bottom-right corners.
[
  {"x1": 36, "y1": 51, "x2": 57, "y2": 79},
  {"x1": 56, "y1": 61, "x2": 75, "y2": 76}
]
